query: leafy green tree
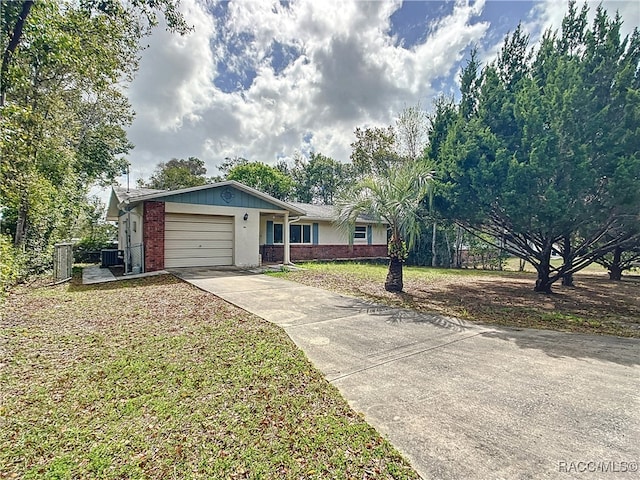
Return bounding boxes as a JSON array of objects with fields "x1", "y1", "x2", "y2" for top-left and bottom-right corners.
[
  {"x1": 0, "y1": 233, "x2": 26, "y2": 297},
  {"x1": 437, "y1": 3, "x2": 640, "y2": 293},
  {"x1": 72, "y1": 197, "x2": 117, "y2": 263},
  {"x1": 351, "y1": 106, "x2": 434, "y2": 263},
  {"x1": 350, "y1": 126, "x2": 400, "y2": 177},
  {"x1": 139, "y1": 157, "x2": 208, "y2": 190},
  {"x1": 0, "y1": 0, "x2": 34, "y2": 106},
  {"x1": 459, "y1": 49, "x2": 481, "y2": 121},
  {"x1": 216, "y1": 156, "x2": 249, "y2": 179},
  {"x1": 591, "y1": 216, "x2": 640, "y2": 280},
  {"x1": 226, "y1": 161, "x2": 293, "y2": 200},
  {"x1": 0, "y1": 0, "x2": 188, "y2": 273},
  {"x1": 73, "y1": 197, "x2": 114, "y2": 242},
  {"x1": 407, "y1": 222, "x2": 457, "y2": 267},
  {"x1": 335, "y1": 163, "x2": 433, "y2": 292},
  {"x1": 290, "y1": 152, "x2": 353, "y2": 204},
  {"x1": 395, "y1": 104, "x2": 428, "y2": 162},
  {"x1": 425, "y1": 96, "x2": 457, "y2": 167},
  {"x1": 351, "y1": 104, "x2": 430, "y2": 179}
]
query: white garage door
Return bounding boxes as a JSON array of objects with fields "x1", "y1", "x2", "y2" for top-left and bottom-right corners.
[{"x1": 165, "y1": 213, "x2": 233, "y2": 268}]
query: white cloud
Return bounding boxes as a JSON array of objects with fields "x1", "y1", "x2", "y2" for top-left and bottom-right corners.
[
  {"x1": 455, "y1": 0, "x2": 639, "y2": 94},
  {"x1": 533, "y1": 0, "x2": 639, "y2": 39},
  {"x1": 89, "y1": 0, "x2": 636, "y2": 207},
  {"x1": 118, "y1": 0, "x2": 493, "y2": 191},
  {"x1": 129, "y1": 0, "x2": 216, "y2": 132}
]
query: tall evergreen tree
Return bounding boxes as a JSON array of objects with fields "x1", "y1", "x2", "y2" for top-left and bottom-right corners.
[{"x1": 437, "y1": 2, "x2": 640, "y2": 293}]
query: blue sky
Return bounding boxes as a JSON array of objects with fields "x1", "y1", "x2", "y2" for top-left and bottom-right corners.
[{"x1": 105, "y1": 0, "x2": 638, "y2": 194}]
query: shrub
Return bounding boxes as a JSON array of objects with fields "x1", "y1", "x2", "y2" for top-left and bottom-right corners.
[
  {"x1": 73, "y1": 237, "x2": 117, "y2": 264},
  {"x1": 0, "y1": 234, "x2": 26, "y2": 297}
]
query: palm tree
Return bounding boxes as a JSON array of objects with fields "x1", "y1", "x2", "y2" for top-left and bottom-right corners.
[{"x1": 335, "y1": 163, "x2": 433, "y2": 292}]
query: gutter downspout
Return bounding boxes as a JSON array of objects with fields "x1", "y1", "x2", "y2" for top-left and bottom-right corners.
[
  {"x1": 124, "y1": 199, "x2": 132, "y2": 274},
  {"x1": 283, "y1": 212, "x2": 290, "y2": 265}
]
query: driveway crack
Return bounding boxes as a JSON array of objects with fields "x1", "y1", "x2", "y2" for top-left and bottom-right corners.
[{"x1": 328, "y1": 331, "x2": 487, "y2": 383}]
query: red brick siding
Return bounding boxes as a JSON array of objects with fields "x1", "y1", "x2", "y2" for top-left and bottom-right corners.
[
  {"x1": 143, "y1": 201, "x2": 165, "y2": 271},
  {"x1": 260, "y1": 244, "x2": 387, "y2": 263}
]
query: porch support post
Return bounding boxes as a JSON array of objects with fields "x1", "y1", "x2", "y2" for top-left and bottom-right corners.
[{"x1": 283, "y1": 211, "x2": 291, "y2": 264}]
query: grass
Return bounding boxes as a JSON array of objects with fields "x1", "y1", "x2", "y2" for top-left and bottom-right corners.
[
  {"x1": 270, "y1": 261, "x2": 640, "y2": 338},
  {"x1": 502, "y1": 256, "x2": 609, "y2": 274},
  {"x1": 0, "y1": 273, "x2": 418, "y2": 479}
]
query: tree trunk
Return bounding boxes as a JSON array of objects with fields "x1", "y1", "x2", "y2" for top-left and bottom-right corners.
[
  {"x1": 431, "y1": 221, "x2": 437, "y2": 267},
  {"x1": 608, "y1": 265, "x2": 623, "y2": 281},
  {"x1": 385, "y1": 257, "x2": 403, "y2": 292},
  {"x1": 561, "y1": 272, "x2": 574, "y2": 287},
  {"x1": 454, "y1": 225, "x2": 463, "y2": 268},
  {"x1": 444, "y1": 230, "x2": 452, "y2": 268},
  {"x1": 534, "y1": 243, "x2": 554, "y2": 293},
  {"x1": 561, "y1": 235, "x2": 574, "y2": 287},
  {"x1": 608, "y1": 246, "x2": 623, "y2": 281},
  {"x1": 534, "y1": 269, "x2": 554, "y2": 293},
  {"x1": 1, "y1": 1, "x2": 34, "y2": 106},
  {"x1": 14, "y1": 194, "x2": 29, "y2": 248}
]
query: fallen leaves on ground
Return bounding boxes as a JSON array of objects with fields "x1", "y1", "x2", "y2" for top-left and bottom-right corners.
[
  {"x1": 0, "y1": 274, "x2": 418, "y2": 479},
  {"x1": 276, "y1": 263, "x2": 640, "y2": 337}
]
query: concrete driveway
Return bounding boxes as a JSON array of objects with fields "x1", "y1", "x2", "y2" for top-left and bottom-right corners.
[{"x1": 172, "y1": 268, "x2": 640, "y2": 480}]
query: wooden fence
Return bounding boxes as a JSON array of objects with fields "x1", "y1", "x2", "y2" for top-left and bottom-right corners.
[{"x1": 53, "y1": 243, "x2": 73, "y2": 282}]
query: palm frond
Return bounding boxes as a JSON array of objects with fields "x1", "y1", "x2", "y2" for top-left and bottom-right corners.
[{"x1": 334, "y1": 162, "x2": 433, "y2": 248}]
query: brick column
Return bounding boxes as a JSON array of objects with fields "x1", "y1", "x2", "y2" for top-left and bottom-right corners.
[{"x1": 143, "y1": 201, "x2": 165, "y2": 271}]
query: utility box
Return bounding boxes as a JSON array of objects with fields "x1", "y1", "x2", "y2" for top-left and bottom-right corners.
[{"x1": 100, "y1": 249, "x2": 121, "y2": 268}]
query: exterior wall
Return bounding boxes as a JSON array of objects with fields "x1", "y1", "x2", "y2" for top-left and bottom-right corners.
[
  {"x1": 143, "y1": 201, "x2": 165, "y2": 272},
  {"x1": 117, "y1": 205, "x2": 143, "y2": 250},
  {"x1": 317, "y1": 221, "x2": 386, "y2": 245},
  {"x1": 136, "y1": 196, "x2": 388, "y2": 270},
  {"x1": 165, "y1": 202, "x2": 269, "y2": 268},
  {"x1": 261, "y1": 244, "x2": 388, "y2": 263},
  {"x1": 316, "y1": 221, "x2": 347, "y2": 244},
  {"x1": 370, "y1": 224, "x2": 387, "y2": 244},
  {"x1": 259, "y1": 218, "x2": 388, "y2": 246}
]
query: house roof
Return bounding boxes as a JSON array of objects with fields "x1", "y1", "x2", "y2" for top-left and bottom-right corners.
[
  {"x1": 112, "y1": 186, "x2": 164, "y2": 203},
  {"x1": 289, "y1": 202, "x2": 386, "y2": 224},
  {"x1": 288, "y1": 202, "x2": 336, "y2": 221},
  {"x1": 106, "y1": 181, "x2": 387, "y2": 225},
  {"x1": 106, "y1": 181, "x2": 306, "y2": 220}
]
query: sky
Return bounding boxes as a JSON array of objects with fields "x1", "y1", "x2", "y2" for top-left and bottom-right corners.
[{"x1": 101, "y1": 0, "x2": 639, "y2": 198}]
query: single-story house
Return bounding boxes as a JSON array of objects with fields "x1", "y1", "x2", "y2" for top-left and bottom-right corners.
[{"x1": 106, "y1": 180, "x2": 388, "y2": 273}]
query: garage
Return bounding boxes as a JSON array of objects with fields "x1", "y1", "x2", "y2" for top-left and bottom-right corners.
[{"x1": 164, "y1": 213, "x2": 234, "y2": 268}]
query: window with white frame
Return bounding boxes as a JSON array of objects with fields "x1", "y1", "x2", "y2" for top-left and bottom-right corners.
[
  {"x1": 273, "y1": 223, "x2": 283, "y2": 244},
  {"x1": 273, "y1": 223, "x2": 312, "y2": 244},
  {"x1": 290, "y1": 224, "x2": 311, "y2": 244},
  {"x1": 354, "y1": 225, "x2": 367, "y2": 240}
]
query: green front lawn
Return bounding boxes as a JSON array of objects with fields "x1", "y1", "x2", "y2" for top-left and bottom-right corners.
[
  {"x1": 272, "y1": 262, "x2": 640, "y2": 337},
  {"x1": 0, "y1": 274, "x2": 418, "y2": 479}
]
